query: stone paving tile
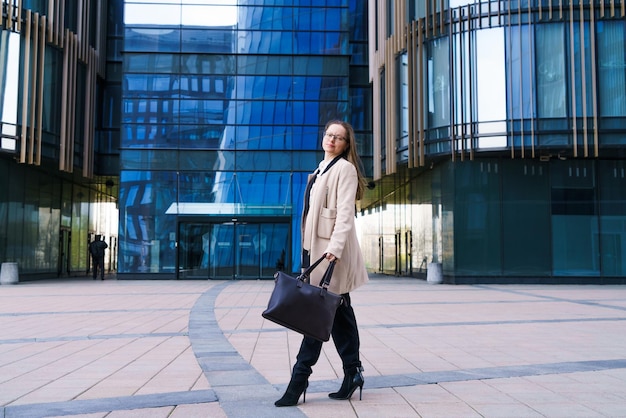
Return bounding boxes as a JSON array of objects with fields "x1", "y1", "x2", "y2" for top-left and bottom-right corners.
[{"x1": 2, "y1": 277, "x2": 626, "y2": 417}]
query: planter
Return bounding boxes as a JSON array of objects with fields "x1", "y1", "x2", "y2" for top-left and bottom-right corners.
[
  {"x1": 426, "y1": 262, "x2": 442, "y2": 284},
  {"x1": 0, "y1": 262, "x2": 19, "y2": 285}
]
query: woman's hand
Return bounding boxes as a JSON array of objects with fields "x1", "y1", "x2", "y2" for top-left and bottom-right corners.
[{"x1": 325, "y1": 253, "x2": 338, "y2": 262}]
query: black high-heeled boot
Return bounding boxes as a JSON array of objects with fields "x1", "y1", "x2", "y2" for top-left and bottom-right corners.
[
  {"x1": 329, "y1": 366, "x2": 364, "y2": 400},
  {"x1": 275, "y1": 375, "x2": 309, "y2": 407}
]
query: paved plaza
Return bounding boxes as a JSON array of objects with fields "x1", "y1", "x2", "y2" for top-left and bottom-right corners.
[{"x1": 1, "y1": 274, "x2": 626, "y2": 417}]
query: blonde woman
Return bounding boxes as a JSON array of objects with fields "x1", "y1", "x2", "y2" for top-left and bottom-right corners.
[{"x1": 275, "y1": 120, "x2": 369, "y2": 407}]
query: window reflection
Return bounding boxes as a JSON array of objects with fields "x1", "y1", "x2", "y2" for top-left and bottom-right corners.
[
  {"x1": 124, "y1": 4, "x2": 181, "y2": 26},
  {"x1": 0, "y1": 32, "x2": 20, "y2": 151},
  {"x1": 476, "y1": 28, "x2": 506, "y2": 123},
  {"x1": 428, "y1": 38, "x2": 450, "y2": 128},
  {"x1": 124, "y1": 1, "x2": 238, "y2": 27},
  {"x1": 119, "y1": 0, "x2": 365, "y2": 275},
  {"x1": 597, "y1": 21, "x2": 626, "y2": 117},
  {"x1": 536, "y1": 24, "x2": 566, "y2": 118}
]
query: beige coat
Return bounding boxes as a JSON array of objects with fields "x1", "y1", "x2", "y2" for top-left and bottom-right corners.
[{"x1": 301, "y1": 158, "x2": 369, "y2": 295}]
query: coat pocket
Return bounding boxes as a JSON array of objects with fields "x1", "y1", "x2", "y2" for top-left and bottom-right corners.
[{"x1": 318, "y1": 207, "x2": 336, "y2": 239}]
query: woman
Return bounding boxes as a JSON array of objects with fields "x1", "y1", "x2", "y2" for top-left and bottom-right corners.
[{"x1": 275, "y1": 120, "x2": 369, "y2": 407}]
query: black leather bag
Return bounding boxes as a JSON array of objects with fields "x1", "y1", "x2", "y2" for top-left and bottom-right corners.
[{"x1": 262, "y1": 255, "x2": 342, "y2": 342}]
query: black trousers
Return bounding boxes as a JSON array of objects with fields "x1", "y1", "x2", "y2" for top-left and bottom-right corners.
[
  {"x1": 292, "y1": 293, "x2": 362, "y2": 377},
  {"x1": 92, "y1": 256, "x2": 105, "y2": 279}
]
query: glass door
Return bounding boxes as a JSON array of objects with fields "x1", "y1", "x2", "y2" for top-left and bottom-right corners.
[
  {"x1": 178, "y1": 219, "x2": 290, "y2": 279},
  {"x1": 236, "y1": 223, "x2": 260, "y2": 279},
  {"x1": 210, "y1": 222, "x2": 236, "y2": 279},
  {"x1": 260, "y1": 223, "x2": 289, "y2": 277},
  {"x1": 178, "y1": 223, "x2": 212, "y2": 279}
]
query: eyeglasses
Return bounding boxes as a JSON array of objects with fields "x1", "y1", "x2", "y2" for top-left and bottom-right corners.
[{"x1": 324, "y1": 132, "x2": 346, "y2": 142}]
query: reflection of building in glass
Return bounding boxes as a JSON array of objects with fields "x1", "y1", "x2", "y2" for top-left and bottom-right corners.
[
  {"x1": 0, "y1": 2, "x2": 119, "y2": 279},
  {"x1": 363, "y1": 0, "x2": 626, "y2": 284},
  {"x1": 119, "y1": 1, "x2": 372, "y2": 278},
  {"x1": 5, "y1": 1, "x2": 626, "y2": 285}
]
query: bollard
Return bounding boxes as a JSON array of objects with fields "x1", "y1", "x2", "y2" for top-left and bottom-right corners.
[
  {"x1": 0, "y1": 262, "x2": 19, "y2": 285},
  {"x1": 426, "y1": 262, "x2": 443, "y2": 284}
]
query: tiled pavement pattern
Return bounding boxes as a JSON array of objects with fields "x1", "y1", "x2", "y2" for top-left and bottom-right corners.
[{"x1": 1, "y1": 275, "x2": 626, "y2": 417}]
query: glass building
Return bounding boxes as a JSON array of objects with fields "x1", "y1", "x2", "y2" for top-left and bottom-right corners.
[
  {"x1": 118, "y1": 0, "x2": 372, "y2": 278},
  {"x1": 363, "y1": 0, "x2": 626, "y2": 283},
  {"x1": 5, "y1": 0, "x2": 625, "y2": 285},
  {"x1": 0, "y1": 1, "x2": 119, "y2": 279}
]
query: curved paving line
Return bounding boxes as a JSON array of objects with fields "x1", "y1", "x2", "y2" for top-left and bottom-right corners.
[
  {"x1": 188, "y1": 283, "x2": 626, "y2": 412},
  {"x1": 188, "y1": 281, "x2": 306, "y2": 418}
]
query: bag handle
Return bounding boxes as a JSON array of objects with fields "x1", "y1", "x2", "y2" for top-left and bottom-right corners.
[
  {"x1": 318, "y1": 259, "x2": 335, "y2": 289},
  {"x1": 298, "y1": 254, "x2": 336, "y2": 289}
]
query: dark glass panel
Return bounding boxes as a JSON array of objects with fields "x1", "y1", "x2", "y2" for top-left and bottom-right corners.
[
  {"x1": 235, "y1": 100, "x2": 294, "y2": 125},
  {"x1": 42, "y1": 47, "x2": 62, "y2": 135},
  {"x1": 454, "y1": 161, "x2": 502, "y2": 276},
  {"x1": 502, "y1": 161, "x2": 551, "y2": 276},
  {"x1": 351, "y1": 87, "x2": 372, "y2": 131},
  {"x1": 22, "y1": 0, "x2": 48, "y2": 14},
  {"x1": 177, "y1": 99, "x2": 227, "y2": 125},
  {"x1": 291, "y1": 126, "x2": 321, "y2": 150},
  {"x1": 292, "y1": 151, "x2": 322, "y2": 172},
  {"x1": 237, "y1": 30, "x2": 293, "y2": 54},
  {"x1": 535, "y1": 24, "x2": 566, "y2": 118},
  {"x1": 350, "y1": 43, "x2": 368, "y2": 65},
  {"x1": 238, "y1": 6, "x2": 293, "y2": 30},
  {"x1": 181, "y1": 54, "x2": 235, "y2": 75},
  {"x1": 178, "y1": 222, "x2": 212, "y2": 278},
  {"x1": 121, "y1": 123, "x2": 179, "y2": 148},
  {"x1": 236, "y1": 171, "x2": 292, "y2": 205},
  {"x1": 237, "y1": 55, "x2": 293, "y2": 75},
  {"x1": 573, "y1": 21, "x2": 593, "y2": 119},
  {"x1": 550, "y1": 161, "x2": 599, "y2": 276},
  {"x1": 235, "y1": 75, "x2": 293, "y2": 100},
  {"x1": 507, "y1": 25, "x2": 534, "y2": 119},
  {"x1": 178, "y1": 125, "x2": 225, "y2": 149},
  {"x1": 123, "y1": 74, "x2": 180, "y2": 98},
  {"x1": 597, "y1": 21, "x2": 626, "y2": 117},
  {"x1": 178, "y1": 75, "x2": 231, "y2": 97},
  {"x1": 598, "y1": 162, "x2": 626, "y2": 276},
  {"x1": 235, "y1": 125, "x2": 293, "y2": 149},
  {"x1": 551, "y1": 188, "x2": 595, "y2": 216},
  {"x1": 121, "y1": 98, "x2": 177, "y2": 124},
  {"x1": 294, "y1": 31, "x2": 347, "y2": 55},
  {"x1": 124, "y1": 53, "x2": 181, "y2": 73},
  {"x1": 177, "y1": 172, "x2": 217, "y2": 202},
  {"x1": 349, "y1": 0, "x2": 367, "y2": 41},
  {"x1": 101, "y1": 84, "x2": 122, "y2": 129},
  {"x1": 310, "y1": 7, "x2": 343, "y2": 30},
  {"x1": 293, "y1": 56, "x2": 348, "y2": 75},
  {"x1": 210, "y1": 223, "x2": 235, "y2": 279},
  {"x1": 124, "y1": 28, "x2": 181, "y2": 53},
  {"x1": 260, "y1": 223, "x2": 290, "y2": 277},
  {"x1": 120, "y1": 150, "x2": 180, "y2": 170},
  {"x1": 536, "y1": 133, "x2": 570, "y2": 147},
  {"x1": 118, "y1": 170, "x2": 178, "y2": 274},
  {"x1": 179, "y1": 150, "x2": 228, "y2": 170},
  {"x1": 181, "y1": 28, "x2": 235, "y2": 53},
  {"x1": 427, "y1": 37, "x2": 450, "y2": 129},
  {"x1": 235, "y1": 151, "x2": 292, "y2": 171}
]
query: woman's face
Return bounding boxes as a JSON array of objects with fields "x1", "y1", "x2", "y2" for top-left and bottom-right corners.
[{"x1": 322, "y1": 123, "x2": 348, "y2": 158}]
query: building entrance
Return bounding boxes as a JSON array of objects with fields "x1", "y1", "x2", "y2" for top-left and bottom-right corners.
[{"x1": 178, "y1": 219, "x2": 290, "y2": 279}]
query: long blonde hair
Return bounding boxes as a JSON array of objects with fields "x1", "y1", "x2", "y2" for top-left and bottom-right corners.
[{"x1": 324, "y1": 120, "x2": 368, "y2": 200}]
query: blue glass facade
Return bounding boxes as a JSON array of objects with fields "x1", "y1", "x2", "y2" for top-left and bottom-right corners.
[{"x1": 118, "y1": 1, "x2": 372, "y2": 278}]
